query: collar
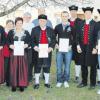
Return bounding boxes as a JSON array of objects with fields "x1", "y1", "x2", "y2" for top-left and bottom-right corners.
[
  {"x1": 41, "y1": 26, "x2": 46, "y2": 30},
  {"x1": 62, "y1": 22, "x2": 70, "y2": 26},
  {"x1": 86, "y1": 18, "x2": 92, "y2": 24},
  {"x1": 70, "y1": 17, "x2": 76, "y2": 21}
]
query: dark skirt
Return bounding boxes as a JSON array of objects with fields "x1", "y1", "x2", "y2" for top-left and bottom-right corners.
[
  {"x1": 10, "y1": 52, "x2": 28, "y2": 87},
  {"x1": 0, "y1": 49, "x2": 4, "y2": 84}
]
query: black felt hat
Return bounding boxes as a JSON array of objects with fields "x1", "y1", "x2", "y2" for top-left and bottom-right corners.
[
  {"x1": 38, "y1": 14, "x2": 47, "y2": 20},
  {"x1": 69, "y1": 5, "x2": 78, "y2": 11},
  {"x1": 82, "y1": 7, "x2": 94, "y2": 13},
  {"x1": 97, "y1": 9, "x2": 100, "y2": 14}
]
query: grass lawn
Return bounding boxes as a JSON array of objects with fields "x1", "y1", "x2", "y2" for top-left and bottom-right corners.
[{"x1": 0, "y1": 52, "x2": 100, "y2": 100}]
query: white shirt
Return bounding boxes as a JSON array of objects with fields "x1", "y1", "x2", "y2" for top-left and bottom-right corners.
[
  {"x1": 41, "y1": 27, "x2": 46, "y2": 30},
  {"x1": 86, "y1": 19, "x2": 92, "y2": 24}
]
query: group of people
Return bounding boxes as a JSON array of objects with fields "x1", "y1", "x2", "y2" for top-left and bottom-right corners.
[{"x1": 0, "y1": 5, "x2": 100, "y2": 95}]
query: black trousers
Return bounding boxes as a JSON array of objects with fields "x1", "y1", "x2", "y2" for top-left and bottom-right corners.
[
  {"x1": 72, "y1": 44, "x2": 80, "y2": 65},
  {"x1": 27, "y1": 49, "x2": 34, "y2": 82},
  {"x1": 81, "y1": 65, "x2": 96, "y2": 86},
  {"x1": 4, "y1": 57, "x2": 10, "y2": 85},
  {"x1": 34, "y1": 54, "x2": 52, "y2": 74},
  {"x1": 34, "y1": 66, "x2": 50, "y2": 73}
]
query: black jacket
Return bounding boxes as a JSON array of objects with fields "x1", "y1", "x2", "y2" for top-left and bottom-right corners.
[
  {"x1": 54, "y1": 23, "x2": 73, "y2": 46},
  {"x1": 31, "y1": 26, "x2": 56, "y2": 49},
  {"x1": 0, "y1": 25, "x2": 5, "y2": 46},
  {"x1": 76, "y1": 19, "x2": 97, "y2": 49},
  {"x1": 69, "y1": 18, "x2": 82, "y2": 44},
  {"x1": 96, "y1": 21, "x2": 100, "y2": 44},
  {"x1": 76, "y1": 19, "x2": 98, "y2": 66},
  {"x1": 7, "y1": 29, "x2": 31, "y2": 51}
]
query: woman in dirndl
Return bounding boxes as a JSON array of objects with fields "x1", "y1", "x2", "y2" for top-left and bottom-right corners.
[{"x1": 7, "y1": 17, "x2": 31, "y2": 92}]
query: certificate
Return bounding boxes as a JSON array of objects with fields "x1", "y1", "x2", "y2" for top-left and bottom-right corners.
[
  {"x1": 98, "y1": 40, "x2": 100, "y2": 54},
  {"x1": 14, "y1": 41, "x2": 24, "y2": 56},
  {"x1": 39, "y1": 44, "x2": 48, "y2": 58},
  {"x1": 59, "y1": 38, "x2": 69, "y2": 52}
]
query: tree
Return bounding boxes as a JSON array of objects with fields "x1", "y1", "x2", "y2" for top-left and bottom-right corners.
[
  {"x1": 0, "y1": 0, "x2": 94, "y2": 17},
  {"x1": 0, "y1": 0, "x2": 30, "y2": 17}
]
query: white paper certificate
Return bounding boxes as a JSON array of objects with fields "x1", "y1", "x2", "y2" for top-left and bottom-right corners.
[
  {"x1": 59, "y1": 38, "x2": 69, "y2": 52},
  {"x1": 39, "y1": 44, "x2": 48, "y2": 58},
  {"x1": 98, "y1": 40, "x2": 100, "y2": 54},
  {"x1": 14, "y1": 41, "x2": 24, "y2": 56}
]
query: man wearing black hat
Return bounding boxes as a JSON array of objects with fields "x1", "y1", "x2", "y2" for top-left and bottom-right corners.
[
  {"x1": 69, "y1": 5, "x2": 82, "y2": 83},
  {"x1": 31, "y1": 14, "x2": 55, "y2": 89},
  {"x1": 76, "y1": 7, "x2": 98, "y2": 89}
]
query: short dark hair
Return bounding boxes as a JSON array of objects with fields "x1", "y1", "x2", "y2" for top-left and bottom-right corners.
[
  {"x1": 15, "y1": 17, "x2": 23, "y2": 25},
  {"x1": 6, "y1": 20, "x2": 14, "y2": 25},
  {"x1": 62, "y1": 11, "x2": 69, "y2": 14}
]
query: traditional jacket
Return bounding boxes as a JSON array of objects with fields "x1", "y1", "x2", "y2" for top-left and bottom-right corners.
[
  {"x1": 31, "y1": 26, "x2": 56, "y2": 68},
  {"x1": 7, "y1": 29, "x2": 31, "y2": 87},
  {"x1": 69, "y1": 18, "x2": 82, "y2": 43},
  {"x1": 69, "y1": 18, "x2": 82, "y2": 64},
  {"x1": 76, "y1": 19, "x2": 98, "y2": 66},
  {"x1": 96, "y1": 21, "x2": 100, "y2": 44},
  {"x1": 7, "y1": 29, "x2": 31, "y2": 51},
  {"x1": 31, "y1": 26, "x2": 55, "y2": 49}
]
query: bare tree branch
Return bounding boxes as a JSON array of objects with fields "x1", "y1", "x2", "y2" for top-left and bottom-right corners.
[
  {"x1": 0, "y1": 0, "x2": 30, "y2": 17},
  {"x1": 0, "y1": 0, "x2": 94, "y2": 17}
]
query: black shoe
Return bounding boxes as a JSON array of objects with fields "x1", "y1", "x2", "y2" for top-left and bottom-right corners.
[
  {"x1": 12, "y1": 87, "x2": 16, "y2": 92},
  {"x1": 44, "y1": 84, "x2": 50, "y2": 88},
  {"x1": 20, "y1": 87, "x2": 24, "y2": 92},
  {"x1": 88, "y1": 85, "x2": 95, "y2": 90},
  {"x1": 77, "y1": 83, "x2": 87, "y2": 88},
  {"x1": 6, "y1": 83, "x2": 10, "y2": 87},
  {"x1": 34, "y1": 84, "x2": 39, "y2": 89},
  {"x1": 24, "y1": 86, "x2": 27, "y2": 88}
]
